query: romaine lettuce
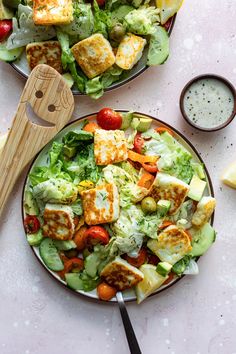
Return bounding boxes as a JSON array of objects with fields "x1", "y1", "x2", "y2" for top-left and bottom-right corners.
[{"x1": 124, "y1": 6, "x2": 160, "y2": 35}]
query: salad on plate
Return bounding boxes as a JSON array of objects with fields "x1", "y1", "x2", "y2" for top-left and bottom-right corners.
[
  {"x1": 0, "y1": 0, "x2": 183, "y2": 98},
  {"x1": 23, "y1": 108, "x2": 216, "y2": 303}
]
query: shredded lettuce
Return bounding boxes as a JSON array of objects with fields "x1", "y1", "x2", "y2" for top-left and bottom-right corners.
[
  {"x1": 120, "y1": 182, "x2": 148, "y2": 208},
  {"x1": 62, "y1": 130, "x2": 93, "y2": 147},
  {"x1": 71, "y1": 198, "x2": 83, "y2": 216},
  {"x1": 125, "y1": 6, "x2": 160, "y2": 35},
  {"x1": 183, "y1": 259, "x2": 199, "y2": 275},
  {"x1": 172, "y1": 256, "x2": 191, "y2": 276},
  {"x1": 49, "y1": 142, "x2": 63, "y2": 166},
  {"x1": 103, "y1": 164, "x2": 136, "y2": 187},
  {"x1": 32, "y1": 178, "x2": 78, "y2": 204},
  {"x1": 7, "y1": 5, "x2": 56, "y2": 50},
  {"x1": 170, "y1": 200, "x2": 194, "y2": 228},
  {"x1": 93, "y1": 0, "x2": 111, "y2": 37},
  {"x1": 56, "y1": 28, "x2": 75, "y2": 70},
  {"x1": 143, "y1": 130, "x2": 194, "y2": 183}
]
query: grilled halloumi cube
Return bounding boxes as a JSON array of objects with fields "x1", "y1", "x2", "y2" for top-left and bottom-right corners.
[
  {"x1": 26, "y1": 41, "x2": 62, "y2": 73},
  {"x1": 192, "y1": 196, "x2": 216, "y2": 227},
  {"x1": 147, "y1": 225, "x2": 192, "y2": 265},
  {"x1": 148, "y1": 173, "x2": 190, "y2": 214},
  {"x1": 33, "y1": 0, "x2": 73, "y2": 25},
  {"x1": 115, "y1": 33, "x2": 147, "y2": 70},
  {"x1": 42, "y1": 204, "x2": 74, "y2": 241},
  {"x1": 71, "y1": 34, "x2": 115, "y2": 79},
  {"x1": 80, "y1": 183, "x2": 120, "y2": 225},
  {"x1": 101, "y1": 257, "x2": 144, "y2": 291},
  {"x1": 94, "y1": 129, "x2": 128, "y2": 166}
]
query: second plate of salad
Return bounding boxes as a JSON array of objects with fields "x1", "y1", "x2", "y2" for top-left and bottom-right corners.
[{"x1": 22, "y1": 109, "x2": 216, "y2": 303}]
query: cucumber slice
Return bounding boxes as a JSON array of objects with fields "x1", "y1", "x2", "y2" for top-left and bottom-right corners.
[
  {"x1": 190, "y1": 223, "x2": 216, "y2": 257},
  {"x1": 147, "y1": 26, "x2": 169, "y2": 66},
  {"x1": 85, "y1": 253, "x2": 100, "y2": 278},
  {"x1": 0, "y1": 43, "x2": 24, "y2": 62},
  {"x1": 27, "y1": 230, "x2": 43, "y2": 246},
  {"x1": 65, "y1": 273, "x2": 84, "y2": 290},
  {"x1": 39, "y1": 238, "x2": 64, "y2": 271},
  {"x1": 53, "y1": 240, "x2": 77, "y2": 251},
  {"x1": 24, "y1": 191, "x2": 39, "y2": 216}
]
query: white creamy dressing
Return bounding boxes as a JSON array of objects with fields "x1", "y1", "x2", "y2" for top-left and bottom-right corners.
[{"x1": 183, "y1": 78, "x2": 234, "y2": 128}]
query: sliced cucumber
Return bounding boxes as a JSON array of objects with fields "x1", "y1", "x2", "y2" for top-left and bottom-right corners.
[
  {"x1": 0, "y1": 43, "x2": 24, "y2": 62},
  {"x1": 65, "y1": 273, "x2": 84, "y2": 290},
  {"x1": 147, "y1": 26, "x2": 169, "y2": 66},
  {"x1": 24, "y1": 191, "x2": 39, "y2": 216},
  {"x1": 27, "y1": 230, "x2": 43, "y2": 246},
  {"x1": 39, "y1": 238, "x2": 64, "y2": 271},
  {"x1": 84, "y1": 253, "x2": 100, "y2": 278},
  {"x1": 190, "y1": 223, "x2": 216, "y2": 257},
  {"x1": 53, "y1": 240, "x2": 77, "y2": 251}
]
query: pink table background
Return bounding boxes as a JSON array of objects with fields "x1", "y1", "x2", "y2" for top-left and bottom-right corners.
[{"x1": 0, "y1": 0, "x2": 236, "y2": 353}]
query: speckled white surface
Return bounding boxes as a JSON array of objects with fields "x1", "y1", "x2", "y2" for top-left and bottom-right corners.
[{"x1": 1, "y1": 0, "x2": 236, "y2": 353}]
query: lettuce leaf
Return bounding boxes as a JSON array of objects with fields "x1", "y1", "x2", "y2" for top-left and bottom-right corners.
[
  {"x1": 143, "y1": 130, "x2": 194, "y2": 183},
  {"x1": 62, "y1": 130, "x2": 93, "y2": 147},
  {"x1": 124, "y1": 6, "x2": 160, "y2": 35},
  {"x1": 56, "y1": 28, "x2": 75, "y2": 70},
  {"x1": 7, "y1": 5, "x2": 56, "y2": 49}
]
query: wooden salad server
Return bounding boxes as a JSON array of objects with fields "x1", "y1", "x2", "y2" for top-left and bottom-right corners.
[{"x1": 0, "y1": 64, "x2": 74, "y2": 216}]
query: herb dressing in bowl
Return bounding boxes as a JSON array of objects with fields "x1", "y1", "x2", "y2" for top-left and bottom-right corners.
[{"x1": 180, "y1": 75, "x2": 236, "y2": 131}]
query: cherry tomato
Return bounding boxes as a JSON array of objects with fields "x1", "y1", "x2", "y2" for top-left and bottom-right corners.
[
  {"x1": 97, "y1": 282, "x2": 117, "y2": 301},
  {"x1": 73, "y1": 226, "x2": 88, "y2": 250},
  {"x1": 0, "y1": 20, "x2": 12, "y2": 42},
  {"x1": 58, "y1": 257, "x2": 84, "y2": 279},
  {"x1": 96, "y1": 0, "x2": 105, "y2": 6},
  {"x1": 24, "y1": 215, "x2": 40, "y2": 234},
  {"x1": 125, "y1": 248, "x2": 147, "y2": 268},
  {"x1": 84, "y1": 226, "x2": 109, "y2": 246},
  {"x1": 147, "y1": 254, "x2": 160, "y2": 266},
  {"x1": 142, "y1": 162, "x2": 158, "y2": 174},
  {"x1": 163, "y1": 272, "x2": 175, "y2": 285},
  {"x1": 97, "y1": 108, "x2": 122, "y2": 130},
  {"x1": 133, "y1": 133, "x2": 145, "y2": 154}
]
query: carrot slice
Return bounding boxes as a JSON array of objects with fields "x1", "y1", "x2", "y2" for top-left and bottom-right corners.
[
  {"x1": 137, "y1": 171, "x2": 155, "y2": 189},
  {"x1": 155, "y1": 127, "x2": 174, "y2": 136},
  {"x1": 83, "y1": 122, "x2": 100, "y2": 134},
  {"x1": 128, "y1": 150, "x2": 158, "y2": 164},
  {"x1": 159, "y1": 221, "x2": 174, "y2": 230}
]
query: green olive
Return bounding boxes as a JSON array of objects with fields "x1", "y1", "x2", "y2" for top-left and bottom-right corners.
[
  {"x1": 141, "y1": 197, "x2": 157, "y2": 214},
  {"x1": 109, "y1": 23, "x2": 126, "y2": 42}
]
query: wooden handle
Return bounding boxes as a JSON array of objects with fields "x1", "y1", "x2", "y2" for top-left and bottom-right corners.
[{"x1": 0, "y1": 64, "x2": 74, "y2": 216}]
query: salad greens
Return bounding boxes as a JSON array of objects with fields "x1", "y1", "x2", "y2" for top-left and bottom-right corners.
[
  {"x1": 23, "y1": 113, "x2": 216, "y2": 303},
  {"x1": 1, "y1": 0, "x2": 180, "y2": 98}
]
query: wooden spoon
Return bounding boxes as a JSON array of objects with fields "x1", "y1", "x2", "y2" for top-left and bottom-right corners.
[{"x1": 0, "y1": 64, "x2": 74, "y2": 216}]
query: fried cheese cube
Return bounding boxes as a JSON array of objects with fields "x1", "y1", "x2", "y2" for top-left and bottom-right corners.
[
  {"x1": 101, "y1": 257, "x2": 144, "y2": 291},
  {"x1": 115, "y1": 33, "x2": 147, "y2": 70},
  {"x1": 80, "y1": 183, "x2": 120, "y2": 225},
  {"x1": 148, "y1": 173, "x2": 190, "y2": 214},
  {"x1": 33, "y1": 0, "x2": 73, "y2": 25},
  {"x1": 26, "y1": 41, "x2": 63, "y2": 73},
  {"x1": 42, "y1": 204, "x2": 75, "y2": 241},
  {"x1": 147, "y1": 225, "x2": 192, "y2": 265},
  {"x1": 71, "y1": 34, "x2": 116, "y2": 79},
  {"x1": 94, "y1": 129, "x2": 128, "y2": 166},
  {"x1": 192, "y1": 196, "x2": 216, "y2": 227}
]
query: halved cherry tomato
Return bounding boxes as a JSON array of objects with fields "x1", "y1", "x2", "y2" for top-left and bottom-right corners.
[
  {"x1": 141, "y1": 162, "x2": 158, "y2": 174},
  {"x1": 163, "y1": 272, "x2": 175, "y2": 285},
  {"x1": 58, "y1": 257, "x2": 84, "y2": 279},
  {"x1": 125, "y1": 248, "x2": 147, "y2": 268},
  {"x1": 0, "y1": 20, "x2": 12, "y2": 42},
  {"x1": 133, "y1": 133, "x2": 145, "y2": 154},
  {"x1": 155, "y1": 126, "x2": 174, "y2": 136},
  {"x1": 96, "y1": 0, "x2": 106, "y2": 6},
  {"x1": 147, "y1": 254, "x2": 160, "y2": 266},
  {"x1": 24, "y1": 215, "x2": 40, "y2": 234},
  {"x1": 97, "y1": 108, "x2": 122, "y2": 130},
  {"x1": 97, "y1": 282, "x2": 117, "y2": 301},
  {"x1": 83, "y1": 122, "x2": 100, "y2": 134},
  {"x1": 73, "y1": 226, "x2": 88, "y2": 250},
  {"x1": 84, "y1": 226, "x2": 109, "y2": 246}
]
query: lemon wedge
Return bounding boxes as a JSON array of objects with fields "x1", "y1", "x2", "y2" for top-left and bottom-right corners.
[
  {"x1": 156, "y1": 0, "x2": 184, "y2": 24},
  {"x1": 221, "y1": 161, "x2": 236, "y2": 189},
  {"x1": 135, "y1": 264, "x2": 168, "y2": 304},
  {"x1": 0, "y1": 133, "x2": 7, "y2": 155}
]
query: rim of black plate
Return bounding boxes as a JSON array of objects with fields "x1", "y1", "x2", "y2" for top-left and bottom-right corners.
[
  {"x1": 10, "y1": 15, "x2": 176, "y2": 96},
  {"x1": 21, "y1": 111, "x2": 215, "y2": 304}
]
